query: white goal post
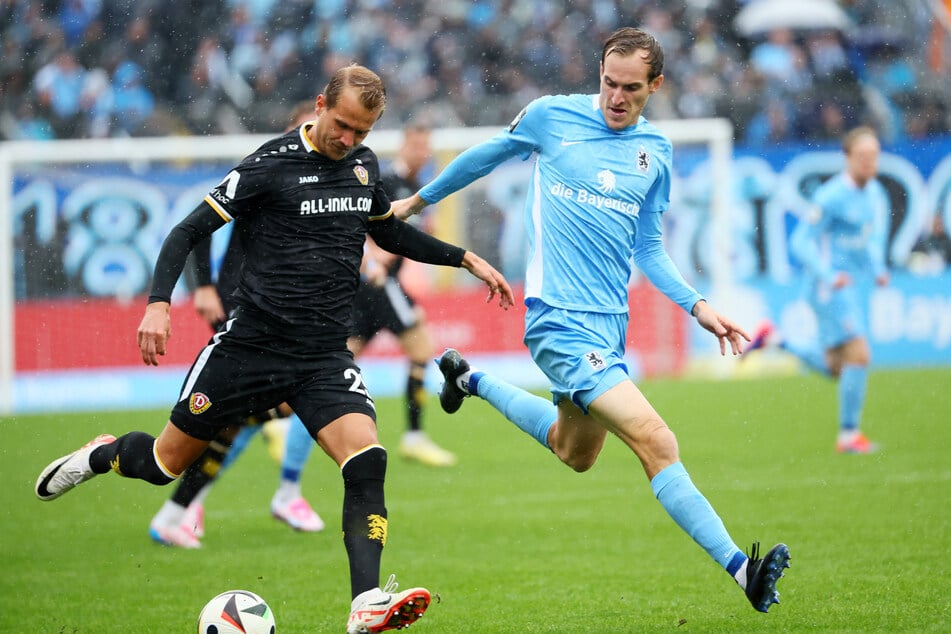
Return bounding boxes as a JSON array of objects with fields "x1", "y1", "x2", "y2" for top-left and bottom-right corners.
[{"x1": 0, "y1": 118, "x2": 732, "y2": 414}]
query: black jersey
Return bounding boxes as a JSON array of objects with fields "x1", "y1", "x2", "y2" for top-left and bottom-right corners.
[
  {"x1": 380, "y1": 169, "x2": 418, "y2": 203},
  {"x1": 203, "y1": 124, "x2": 391, "y2": 344},
  {"x1": 377, "y1": 167, "x2": 422, "y2": 276}
]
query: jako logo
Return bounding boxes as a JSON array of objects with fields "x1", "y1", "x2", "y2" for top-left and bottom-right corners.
[{"x1": 299, "y1": 175, "x2": 320, "y2": 184}]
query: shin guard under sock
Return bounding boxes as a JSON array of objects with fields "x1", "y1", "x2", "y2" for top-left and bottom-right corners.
[
  {"x1": 89, "y1": 431, "x2": 177, "y2": 485},
  {"x1": 651, "y1": 462, "x2": 742, "y2": 572},
  {"x1": 838, "y1": 364, "x2": 868, "y2": 431},
  {"x1": 341, "y1": 445, "x2": 388, "y2": 598}
]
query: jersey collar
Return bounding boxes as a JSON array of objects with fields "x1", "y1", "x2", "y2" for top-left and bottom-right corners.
[{"x1": 299, "y1": 122, "x2": 319, "y2": 153}]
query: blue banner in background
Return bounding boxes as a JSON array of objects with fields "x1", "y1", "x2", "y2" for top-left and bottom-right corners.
[
  {"x1": 11, "y1": 134, "x2": 951, "y2": 391},
  {"x1": 677, "y1": 135, "x2": 951, "y2": 368}
]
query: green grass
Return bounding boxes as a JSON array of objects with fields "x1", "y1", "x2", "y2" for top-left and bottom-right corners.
[{"x1": 2, "y1": 368, "x2": 950, "y2": 632}]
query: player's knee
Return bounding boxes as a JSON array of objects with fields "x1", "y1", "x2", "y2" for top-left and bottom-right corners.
[
  {"x1": 633, "y1": 417, "x2": 677, "y2": 456},
  {"x1": 562, "y1": 451, "x2": 599, "y2": 473}
]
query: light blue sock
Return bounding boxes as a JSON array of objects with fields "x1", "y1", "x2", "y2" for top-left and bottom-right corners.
[
  {"x1": 838, "y1": 364, "x2": 867, "y2": 432},
  {"x1": 651, "y1": 462, "x2": 745, "y2": 575},
  {"x1": 221, "y1": 424, "x2": 259, "y2": 470},
  {"x1": 281, "y1": 413, "x2": 315, "y2": 482},
  {"x1": 470, "y1": 372, "x2": 556, "y2": 449},
  {"x1": 782, "y1": 341, "x2": 830, "y2": 376}
]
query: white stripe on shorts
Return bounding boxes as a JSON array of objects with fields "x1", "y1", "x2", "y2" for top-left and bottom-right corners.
[
  {"x1": 383, "y1": 277, "x2": 416, "y2": 329},
  {"x1": 178, "y1": 317, "x2": 236, "y2": 402}
]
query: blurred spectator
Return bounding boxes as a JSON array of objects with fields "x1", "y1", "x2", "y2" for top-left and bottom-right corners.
[
  {"x1": 744, "y1": 98, "x2": 796, "y2": 148},
  {"x1": 908, "y1": 213, "x2": 951, "y2": 275},
  {"x1": 110, "y1": 60, "x2": 154, "y2": 135},
  {"x1": 1, "y1": 0, "x2": 949, "y2": 140},
  {"x1": 32, "y1": 49, "x2": 87, "y2": 137}
]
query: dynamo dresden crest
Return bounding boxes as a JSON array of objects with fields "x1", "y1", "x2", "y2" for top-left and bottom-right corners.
[
  {"x1": 189, "y1": 392, "x2": 212, "y2": 414},
  {"x1": 353, "y1": 165, "x2": 369, "y2": 185}
]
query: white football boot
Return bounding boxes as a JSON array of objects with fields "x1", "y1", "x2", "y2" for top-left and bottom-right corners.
[
  {"x1": 346, "y1": 574, "x2": 431, "y2": 633},
  {"x1": 35, "y1": 434, "x2": 116, "y2": 501}
]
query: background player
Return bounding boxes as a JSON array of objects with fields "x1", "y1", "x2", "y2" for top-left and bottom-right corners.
[
  {"x1": 747, "y1": 125, "x2": 889, "y2": 454},
  {"x1": 349, "y1": 121, "x2": 456, "y2": 467}
]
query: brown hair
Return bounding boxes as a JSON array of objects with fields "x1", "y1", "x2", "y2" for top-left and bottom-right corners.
[
  {"x1": 287, "y1": 100, "x2": 315, "y2": 127},
  {"x1": 842, "y1": 125, "x2": 878, "y2": 154},
  {"x1": 601, "y1": 27, "x2": 664, "y2": 82},
  {"x1": 324, "y1": 64, "x2": 386, "y2": 113}
]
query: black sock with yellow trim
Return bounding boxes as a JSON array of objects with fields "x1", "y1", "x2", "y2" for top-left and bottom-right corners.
[
  {"x1": 341, "y1": 445, "x2": 388, "y2": 599},
  {"x1": 89, "y1": 431, "x2": 176, "y2": 485}
]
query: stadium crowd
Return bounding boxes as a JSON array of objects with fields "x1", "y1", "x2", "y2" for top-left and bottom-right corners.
[{"x1": 1, "y1": 0, "x2": 949, "y2": 144}]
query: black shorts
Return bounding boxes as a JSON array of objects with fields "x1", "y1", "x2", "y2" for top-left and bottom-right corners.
[
  {"x1": 170, "y1": 309, "x2": 376, "y2": 441},
  {"x1": 351, "y1": 276, "x2": 419, "y2": 341}
]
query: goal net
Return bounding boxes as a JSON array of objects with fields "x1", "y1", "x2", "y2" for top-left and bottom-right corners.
[{"x1": 0, "y1": 119, "x2": 732, "y2": 414}]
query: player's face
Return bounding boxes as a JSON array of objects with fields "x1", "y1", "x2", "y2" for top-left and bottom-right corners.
[
  {"x1": 598, "y1": 51, "x2": 663, "y2": 130},
  {"x1": 310, "y1": 88, "x2": 382, "y2": 160},
  {"x1": 401, "y1": 129, "x2": 432, "y2": 173},
  {"x1": 847, "y1": 134, "x2": 880, "y2": 186}
]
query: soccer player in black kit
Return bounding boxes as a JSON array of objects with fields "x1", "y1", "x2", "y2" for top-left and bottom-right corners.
[
  {"x1": 35, "y1": 64, "x2": 514, "y2": 633},
  {"x1": 349, "y1": 122, "x2": 457, "y2": 467}
]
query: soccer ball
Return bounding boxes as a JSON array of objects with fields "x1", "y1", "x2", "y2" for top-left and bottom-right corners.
[{"x1": 197, "y1": 590, "x2": 276, "y2": 634}]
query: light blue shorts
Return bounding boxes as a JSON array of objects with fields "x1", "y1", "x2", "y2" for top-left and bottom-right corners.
[
  {"x1": 523, "y1": 299, "x2": 631, "y2": 413},
  {"x1": 810, "y1": 282, "x2": 867, "y2": 349}
]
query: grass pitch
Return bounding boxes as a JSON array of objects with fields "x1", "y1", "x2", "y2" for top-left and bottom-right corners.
[{"x1": 2, "y1": 368, "x2": 949, "y2": 632}]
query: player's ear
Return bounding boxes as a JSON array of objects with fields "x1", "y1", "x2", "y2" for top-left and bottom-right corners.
[
  {"x1": 649, "y1": 74, "x2": 664, "y2": 93},
  {"x1": 315, "y1": 94, "x2": 327, "y2": 115}
]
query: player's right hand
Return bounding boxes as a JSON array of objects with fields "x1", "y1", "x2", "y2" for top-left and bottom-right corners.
[
  {"x1": 390, "y1": 194, "x2": 427, "y2": 220},
  {"x1": 137, "y1": 301, "x2": 171, "y2": 366},
  {"x1": 193, "y1": 285, "x2": 226, "y2": 325},
  {"x1": 832, "y1": 271, "x2": 853, "y2": 289},
  {"x1": 461, "y1": 251, "x2": 515, "y2": 309}
]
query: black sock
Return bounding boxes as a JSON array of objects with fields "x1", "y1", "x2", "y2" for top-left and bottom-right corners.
[
  {"x1": 89, "y1": 431, "x2": 175, "y2": 485},
  {"x1": 341, "y1": 446, "x2": 387, "y2": 598},
  {"x1": 406, "y1": 364, "x2": 426, "y2": 432},
  {"x1": 170, "y1": 434, "x2": 233, "y2": 506}
]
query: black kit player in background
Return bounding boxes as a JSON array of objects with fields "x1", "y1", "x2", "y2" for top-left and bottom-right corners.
[
  {"x1": 348, "y1": 122, "x2": 458, "y2": 467},
  {"x1": 35, "y1": 64, "x2": 514, "y2": 634}
]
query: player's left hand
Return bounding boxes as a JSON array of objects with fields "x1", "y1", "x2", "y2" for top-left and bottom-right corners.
[
  {"x1": 692, "y1": 300, "x2": 750, "y2": 356},
  {"x1": 461, "y1": 251, "x2": 515, "y2": 309}
]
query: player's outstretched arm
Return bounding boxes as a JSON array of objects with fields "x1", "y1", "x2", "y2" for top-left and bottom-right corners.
[
  {"x1": 691, "y1": 300, "x2": 750, "y2": 356},
  {"x1": 461, "y1": 251, "x2": 515, "y2": 309},
  {"x1": 137, "y1": 301, "x2": 171, "y2": 366}
]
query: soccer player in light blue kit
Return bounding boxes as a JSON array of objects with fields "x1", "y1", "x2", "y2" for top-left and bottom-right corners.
[
  {"x1": 748, "y1": 126, "x2": 889, "y2": 454},
  {"x1": 392, "y1": 27, "x2": 790, "y2": 614}
]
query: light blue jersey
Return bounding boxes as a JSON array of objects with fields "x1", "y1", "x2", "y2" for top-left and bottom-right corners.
[
  {"x1": 790, "y1": 172, "x2": 889, "y2": 347},
  {"x1": 420, "y1": 93, "x2": 701, "y2": 316}
]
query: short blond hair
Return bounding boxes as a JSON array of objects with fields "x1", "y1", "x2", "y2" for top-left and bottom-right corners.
[
  {"x1": 324, "y1": 64, "x2": 386, "y2": 113},
  {"x1": 842, "y1": 126, "x2": 878, "y2": 154}
]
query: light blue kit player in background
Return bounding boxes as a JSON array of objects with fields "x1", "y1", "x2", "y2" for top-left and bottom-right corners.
[
  {"x1": 392, "y1": 27, "x2": 791, "y2": 614},
  {"x1": 748, "y1": 126, "x2": 889, "y2": 454}
]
